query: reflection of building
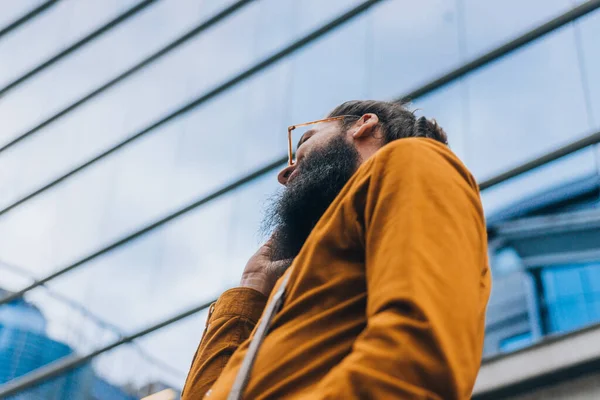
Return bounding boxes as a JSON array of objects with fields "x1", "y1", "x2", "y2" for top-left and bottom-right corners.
[
  {"x1": 0, "y1": 288, "x2": 136, "y2": 399},
  {"x1": 474, "y1": 175, "x2": 600, "y2": 399}
]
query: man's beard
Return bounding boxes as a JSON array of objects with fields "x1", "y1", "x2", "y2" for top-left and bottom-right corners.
[{"x1": 262, "y1": 134, "x2": 360, "y2": 262}]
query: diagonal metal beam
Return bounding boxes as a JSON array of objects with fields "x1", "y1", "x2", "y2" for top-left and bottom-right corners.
[
  {"x1": 0, "y1": 0, "x2": 387, "y2": 218},
  {"x1": 0, "y1": 298, "x2": 216, "y2": 398},
  {"x1": 397, "y1": 0, "x2": 600, "y2": 101},
  {"x1": 0, "y1": 0, "x2": 256, "y2": 155},
  {"x1": 0, "y1": 0, "x2": 160, "y2": 98},
  {"x1": 0, "y1": 0, "x2": 61, "y2": 41},
  {"x1": 479, "y1": 129, "x2": 600, "y2": 190}
]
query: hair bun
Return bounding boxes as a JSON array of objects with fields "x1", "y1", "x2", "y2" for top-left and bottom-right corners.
[{"x1": 414, "y1": 116, "x2": 448, "y2": 145}]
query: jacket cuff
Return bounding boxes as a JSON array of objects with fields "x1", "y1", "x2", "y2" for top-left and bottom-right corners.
[{"x1": 210, "y1": 287, "x2": 268, "y2": 324}]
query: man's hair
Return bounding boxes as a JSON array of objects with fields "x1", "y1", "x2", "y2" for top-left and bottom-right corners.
[{"x1": 328, "y1": 100, "x2": 449, "y2": 146}]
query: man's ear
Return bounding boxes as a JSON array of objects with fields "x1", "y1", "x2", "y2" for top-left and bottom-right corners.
[{"x1": 352, "y1": 113, "x2": 380, "y2": 139}]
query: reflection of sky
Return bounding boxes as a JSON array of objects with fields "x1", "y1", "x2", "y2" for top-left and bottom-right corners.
[{"x1": 0, "y1": 0, "x2": 599, "y2": 390}]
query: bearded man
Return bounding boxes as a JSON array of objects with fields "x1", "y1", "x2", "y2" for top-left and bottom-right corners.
[{"x1": 182, "y1": 100, "x2": 490, "y2": 400}]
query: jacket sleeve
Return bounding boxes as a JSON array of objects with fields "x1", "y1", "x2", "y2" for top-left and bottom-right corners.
[
  {"x1": 181, "y1": 287, "x2": 267, "y2": 399},
  {"x1": 308, "y1": 140, "x2": 490, "y2": 399}
]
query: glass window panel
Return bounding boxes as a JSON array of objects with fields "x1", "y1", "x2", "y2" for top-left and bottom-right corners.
[
  {"x1": 0, "y1": 0, "x2": 359, "y2": 212},
  {"x1": 0, "y1": 261, "x2": 33, "y2": 292},
  {"x1": 0, "y1": 150, "x2": 120, "y2": 273},
  {"x1": 37, "y1": 171, "x2": 278, "y2": 335},
  {"x1": 91, "y1": 313, "x2": 208, "y2": 393},
  {"x1": 0, "y1": 1, "x2": 43, "y2": 27},
  {"x1": 0, "y1": 40, "x2": 296, "y2": 280},
  {"x1": 369, "y1": 0, "x2": 461, "y2": 100},
  {"x1": 0, "y1": 0, "x2": 261, "y2": 176},
  {"x1": 547, "y1": 266, "x2": 584, "y2": 297},
  {"x1": 251, "y1": 0, "x2": 296, "y2": 57},
  {"x1": 130, "y1": 313, "x2": 208, "y2": 390},
  {"x1": 293, "y1": 0, "x2": 363, "y2": 35},
  {"x1": 589, "y1": 299, "x2": 600, "y2": 325},
  {"x1": 585, "y1": 263, "x2": 600, "y2": 292},
  {"x1": 467, "y1": 27, "x2": 590, "y2": 180},
  {"x1": 287, "y1": 15, "x2": 368, "y2": 123},
  {"x1": 0, "y1": 0, "x2": 139, "y2": 85},
  {"x1": 541, "y1": 263, "x2": 600, "y2": 334},
  {"x1": 44, "y1": 197, "x2": 233, "y2": 332},
  {"x1": 547, "y1": 300, "x2": 589, "y2": 333},
  {"x1": 0, "y1": 0, "x2": 243, "y2": 143},
  {"x1": 25, "y1": 289, "x2": 120, "y2": 354},
  {"x1": 543, "y1": 268, "x2": 558, "y2": 301},
  {"x1": 479, "y1": 134, "x2": 597, "y2": 217},
  {"x1": 462, "y1": 0, "x2": 571, "y2": 58},
  {"x1": 499, "y1": 331, "x2": 533, "y2": 353},
  {"x1": 0, "y1": 189, "x2": 64, "y2": 280},
  {"x1": 582, "y1": 264, "x2": 600, "y2": 322}
]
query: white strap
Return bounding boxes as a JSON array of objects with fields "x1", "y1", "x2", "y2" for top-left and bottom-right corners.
[{"x1": 227, "y1": 270, "x2": 292, "y2": 400}]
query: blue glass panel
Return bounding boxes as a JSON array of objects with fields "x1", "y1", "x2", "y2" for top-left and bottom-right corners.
[
  {"x1": 546, "y1": 298, "x2": 589, "y2": 333},
  {"x1": 551, "y1": 267, "x2": 584, "y2": 297},
  {"x1": 542, "y1": 263, "x2": 600, "y2": 334},
  {"x1": 585, "y1": 263, "x2": 600, "y2": 292},
  {"x1": 499, "y1": 331, "x2": 533, "y2": 353}
]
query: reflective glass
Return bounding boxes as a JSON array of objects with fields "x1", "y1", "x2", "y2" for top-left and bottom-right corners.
[
  {"x1": 1, "y1": 0, "x2": 600, "y2": 394},
  {"x1": 480, "y1": 148, "x2": 597, "y2": 216},
  {"x1": 0, "y1": 0, "x2": 139, "y2": 86},
  {"x1": 499, "y1": 332, "x2": 533, "y2": 353},
  {"x1": 0, "y1": 1, "x2": 43, "y2": 27},
  {"x1": 576, "y1": 9, "x2": 600, "y2": 129},
  {"x1": 462, "y1": 0, "x2": 571, "y2": 58},
  {"x1": 369, "y1": 0, "x2": 462, "y2": 100},
  {"x1": 0, "y1": 0, "x2": 242, "y2": 145},
  {"x1": 467, "y1": 27, "x2": 591, "y2": 180},
  {"x1": 542, "y1": 263, "x2": 600, "y2": 333}
]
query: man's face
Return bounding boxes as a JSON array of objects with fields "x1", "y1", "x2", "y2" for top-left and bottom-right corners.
[
  {"x1": 264, "y1": 121, "x2": 360, "y2": 262},
  {"x1": 288, "y1": 121, "x2": 344, "y2": 181}
]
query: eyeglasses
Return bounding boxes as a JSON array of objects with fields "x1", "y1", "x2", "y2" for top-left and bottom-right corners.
[{"x1": 287, "y1": 115, "x2": 360, "y2": 166}]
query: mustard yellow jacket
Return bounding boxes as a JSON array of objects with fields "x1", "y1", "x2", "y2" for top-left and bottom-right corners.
[{"x1": 183, "y1": 138, "x2": 490, "y2": 399}]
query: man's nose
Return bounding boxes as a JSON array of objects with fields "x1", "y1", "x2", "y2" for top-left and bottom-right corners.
[{"x1": 277, "y1": 164, "x2": 296, "y2": 186}]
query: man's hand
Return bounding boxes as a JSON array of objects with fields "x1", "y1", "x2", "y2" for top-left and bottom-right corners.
[{"x1": 240, "y1": 242, "x2": 293, "y2": 297}]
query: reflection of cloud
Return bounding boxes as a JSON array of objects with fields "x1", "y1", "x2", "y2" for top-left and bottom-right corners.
[
  {"x1": 462, "y1": 0, "x2": 571, "y2": 57},
  {"x1": 0, "y1": 1, "x2": 39, "y2": 27},
  {"x1": 0, "y1": 0, "x2": 138, "y2": 86},
  {"x1": 1, "y1": 0, "x2": 599, "y2": 392},
  {"x1": 466, "y1": 29, "x2": 592, "y2": 178}
]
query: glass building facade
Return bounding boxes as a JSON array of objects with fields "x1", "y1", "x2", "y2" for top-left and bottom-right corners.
[
  {"x1": 0, "y1": 289, "x2": 137, "y2": 399},
  {"x1": 0, "y1": 0, "x2": 599, "y2": 394},
  {"x1": 484, "y1": 174, "x2": 600, "y2": 356}
]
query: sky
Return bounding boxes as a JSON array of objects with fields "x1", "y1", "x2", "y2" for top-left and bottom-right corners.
[{"x1": 0, "y1": 0, "x2": 599, "y2": 391}]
